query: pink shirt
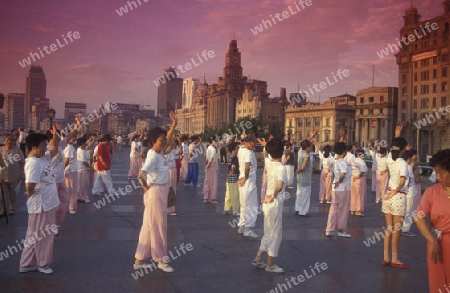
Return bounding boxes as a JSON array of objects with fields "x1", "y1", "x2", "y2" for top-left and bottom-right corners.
[{"x1": 416, "y1": 184, "x2": 450, "y2": 233}]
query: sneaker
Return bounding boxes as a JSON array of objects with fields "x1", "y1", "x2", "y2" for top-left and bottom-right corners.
[
  {"x1": 355, "y1": 212, "x2": 366, "y2": 217},
  {"x1": 238, "y1": 227, "x2": 244, "y2": 234},
  {"x1": 169, "y1": 212, "x2": 178, "y2": 216},
  {"x1": 184, "y1": 183, "x2": 192, "y2": 187},
  {"x1": 38, "y1": 266, "x2": 53, "y2": 275},
  {"x1": 157, "y1": 262, "x2": 174, "y2": 273},
  {"x1": 326, "y1": 201, "x2": 331, "y2": 204},
  {"x1": 133, "y1": 263, "x2": 156, "y2": 270},
  {"x1": 320, "y1": 200, "x2": 324, "y2": 204},
  {"x1": 195, "y1": 184, "x2": 201, "y2": 187},
  {"x1": 251, "y1": 260, "x2": 266, "y2": 269},
  {"x1": 401, "y1": 231, "x2": 416, "y2": 237},
  {"x1": 84, "y1": 199, "x2": 91, "y2": 203},
  {"x1": 298, "y1": 213, "x2": 311, "y2": 218},
  {"x1": 243, "y1": 229, "x2": 259, "y2": 239},
  {"x1": 210, "y1": 200, "x2": 218, "y2": 204},
  {"x1": 232, "y1": 213, "x2": 240, "y2": 217},
  {"x1": 222, "y1": 211, "x2": 231, "y2": 215},
  {"x1": 203, "y1": 200, "x2": 210, "y2": 203},
  {"x1": 325, "y1": 231, "x2": 335, "y2": 237},
  {"x1": 69, "y1": 210, "x2": 76, "y2": 214},
  {"x1": 375, "y1": 200, "x2": 380, "y2": 204},
  {"x1": 19, "y1": 265, "x2": 38, "y2": 273},
  {"x1": 337, "y1": 231, "x2": 352, "y2": 238},
  {"x1": 265, "y1": 264, "x2": 284, "y2": 273}
]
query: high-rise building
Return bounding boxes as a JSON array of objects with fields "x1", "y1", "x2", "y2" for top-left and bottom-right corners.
[
  {"x1": 395, "y1": 2, "x2": 450, "y2": 158},
  {"x1": 355, "y1": 86, "x2": 398, "y2": 145},
  {"x1": 4, "y1": 93, "x2": 25, "y2": 131},
  {"x1": 182, "y1": 78, "x2": 199, "y2": 109},
  {"x1": 25, "y1": 65, "x2": 47, "y2": 129},
  {"x1": 64, "y1": 102, "x2": 87, "y2": 124},
  {"x1": 176, "y1": 77, "x2": 208, "y2": 134},
  {"x1": 157, "y1": 67, "x2": 183, "y2": 115}
]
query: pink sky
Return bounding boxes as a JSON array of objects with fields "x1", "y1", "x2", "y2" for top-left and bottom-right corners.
[{"x1": 0, "y1": 0, "x2": 443, "y2": 118}]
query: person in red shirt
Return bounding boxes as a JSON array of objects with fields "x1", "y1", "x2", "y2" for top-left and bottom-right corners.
[{"x1": 92, "y1": 134, "x2": 114, "y2": 196}]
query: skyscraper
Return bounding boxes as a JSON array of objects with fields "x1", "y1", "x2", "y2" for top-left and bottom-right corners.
[
  {"x1": 4, "y1": 93, "x2": 25, "y2": 131},
  {"x1": 182, "y1": 78, "x2": 199, "y2": 109},
  {"x1": 25, "y1": 65, "x2": 47, "y2": 129},
  {"x1": 156, "y1": 67, "x2": 183, "y2": 115}
]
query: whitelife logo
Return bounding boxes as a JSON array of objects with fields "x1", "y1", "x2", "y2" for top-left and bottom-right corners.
[{"x1": 18, "y1": 31, "x2": 81, "y2": 68}]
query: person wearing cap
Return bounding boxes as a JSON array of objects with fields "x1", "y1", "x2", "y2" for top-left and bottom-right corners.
[
  {"x1": 350, "y1": 149, "x2": 368, "y2": 217},
  {"x1": 91, "y1": 134, "x2": 115, "y2": 197},
  {"x1": 237, "y1": 134, "x2": 259, "y2": 239}
]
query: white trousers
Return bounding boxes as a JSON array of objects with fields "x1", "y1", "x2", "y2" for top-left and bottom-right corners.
[
  {"x1": 285, "y1": 165, "x2": 294, "y2": 187},
  {"x1": 295, "y1": 185, "x2": 311, "y2": 215},
  {"x1": 92, "y1": 170, "x2": 114, "y2": 195},
  {"x1": 238, "y1": 178, "x2": 259, "y2": 228},
  {"x1": 402, "y1": 185, "x2": 416, "y2": 232}
]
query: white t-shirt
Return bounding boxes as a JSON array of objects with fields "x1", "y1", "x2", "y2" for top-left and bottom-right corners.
[
  {"x1": 45, "y1": 146, "x2": 64, "y2": 183},
  {"x1": 141, "y1": 149, "x2": 168, "y2": 184},
  {"x1": 319, "y1": 151, "x2": 334, "y2": 169},
  {"x1": 352, "y1": 158, "x2": 368, "y2": 176},
  {"x1": 387, "y1": 158, "x2": 409, "y2": 193},
  {"x1": 165, "y1": 149, "x2": 176, "y2": 169},
  {"x1": 182, "y1": 143, "x2": 189, "y2": 158},
  {"x1": 266, "y1": 161, "x2": 287, "y2": 196},
  {"x1": 206, "y1": 145, "x2": 218, "y2": 164},
  {"x1": 25, "y1": 156, "x2": 59, "y2": 214},
  {"x1": 130, "y1": 141, "x2": 140, "y2": 157},
  {"x1": 64, "y1": 144, "x2": 80, "y2": 174},
  {"x1": 117, "y1": 136, "x2": 123, "y2": 144},
  {"x1": 77, "y1": 148, "x2": 90, "y2": 171},
  {"x1": 188, "y1": 143, "x2": 199, "y2": 163},
  {"x1": 238, "y1": 147, "x2": 257, "y2": 181},
  {"x1": 173, "y1": 146, "x2": 181, "y2": 160},
  {"x1": 333, "y1": 158, "x2": 351, "y2": 192},
  {"x1": 376, "y1": 155, "x2": 388, "y2": 171}
]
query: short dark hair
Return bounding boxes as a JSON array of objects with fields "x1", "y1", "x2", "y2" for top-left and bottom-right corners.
[
  {"x1": 346, "y1": 145, "x2": 353, "y2": 152},
  {"x1": 227, "y1": 141, "x2": 239, "y2": 153},
  {"x1": 391, "y1": 137, "x2": 408, "y2": 161},
  {"x1": 300, "y1": 140, "x2": 311, "y2": 150},
  {"x1": 25, "y1": 133, "x2": 48, "y2": 152},
  {"x1": 265, "y1": 138, "x2": 284, "y2": 159},
  {"x1": 429, "y1": 149, "x2": 450, "y2": 173},
  {"x1": 77, "y1": 137, "x2": 87, "y2": 146},
  {"x1": 323, "y1": 144, "x2": 332, "y2": 158},
  {"x1": 147, "y1": 127, "x2": 167, "y2": 147},
  {"x1": 379, "y1": 147, "x2": 387, "y2": 155},
  {"x1": 334, "y1": 142, "x2": 347, "y2": 155}
]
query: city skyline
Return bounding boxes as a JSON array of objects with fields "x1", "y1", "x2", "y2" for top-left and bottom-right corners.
[{"x1": 0, "y1": 0, "x2": 443, "y2": 117}]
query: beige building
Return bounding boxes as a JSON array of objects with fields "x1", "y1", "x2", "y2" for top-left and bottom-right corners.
[
  {"x1": 176, "y1": 78, "x2": 208, "y2": 134},
  {"x1": 395, "y1": 2, "x2": 450, "y2": 158},
  {"x1": 285, "y1": 94, "x2": 356, "y2": 145},
  {"x1": 355, "y1": 87, "x2": 398, "y2": 145},
  {"x1": 236, "y1": 81, "x2": 285, "y2": 129}
]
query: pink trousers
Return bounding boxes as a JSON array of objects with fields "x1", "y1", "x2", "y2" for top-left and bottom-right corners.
[
  {"x1": 65, "y1": 172, "x2": 79, "y2": 212},
  {"x1": 326, "y1": 189, "x2": 350, "y2": 232},
  {"x1": 128, "y1": 156, "x2": 141, "y2": 177},
  {"x1": 376, "y1": 170, "x2": 388, "y2": 202},
  {"x1": 350, "y1": 176, "x2": 366, "y2": 212},
  {"x1": 203, "y1": 162, "x2": 218, "y2": 201},
  {"x1": 77, "y1": 170, "x2": 90, "y2": 201},
  {"x1": 55, "y1": 182, "x2": 69, "y2": 225},
  {"x1": 319, "y1": 168, "x2": 332, "y2": 201},
  {"x1": 167, "y1": 167, "x2": 177, "y2": 214},
  {"x1": 180, "y1": 156, "x2": 188, "y2": 179},
  {"x1": 20, "y1": 208, "x2": 56, "y2": 268},
  {"x1": 135, "y1": 184, "x2": 168, "y2": 263}
]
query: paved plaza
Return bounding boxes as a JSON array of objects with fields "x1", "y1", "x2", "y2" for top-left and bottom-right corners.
[{"x1": 0, "y1": 147, "x2": 430, "y2": 293}]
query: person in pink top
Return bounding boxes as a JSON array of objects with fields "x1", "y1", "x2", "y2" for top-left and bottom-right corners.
[{"x1": 414, "y1": 149, "x2": 450, "y2": 293}]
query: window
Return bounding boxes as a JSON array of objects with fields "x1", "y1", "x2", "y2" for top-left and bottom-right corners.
[
  {"x1": 380, "y1": 95, "x2": 384, "y2": 102},
  {"x1": 297, "y1": 119, "x2": 303, "y2": 127},
  {"x1": 314, "y1": 118, "x2": 320, "y2": 126},
  {"x1": 306, "y1": 118, "x2": 311, "y2": 127},
  {"x1": 413, "y1": 112, "x2": 417, "y2": 120},
  {"x1": 421, "y1": 85, "x2": 429, "y2": 94},
  {"x1": 325, "y1": 118, "x2": 330, "y2": 127},
  {"x1": 443, "y1": 67, "x2": 448, "y2": 77},
  {"x1": 443, "y1": 54, "x2": 449, "y2": 62},
  {"x1": 402, "y1": 87, "x2": 407, "y2": 96},
  {"x1": 433, "y1": 69, "x2": 438, "y2": 79},
  {"x1": 401, "y1": 100, "x2": 407, "y2": 109},
  {"x1": 360, "y1": 97, "x2": 364, "y2": 104},
  {"x1": 433, "y1": 84, "x2": 437, "y2": 93},
  {"x1": 413, "y1": 99, "x2": 417, "y2": 109},
  {"x1": 359, "y1": 109, "x2": 363, "y2": 115},
  {"x1": 414, "y1": 86, "x2": 417, "y2": 95},
  {"x1": 421, "y1": 98, "x2": 429, "y2": 108},
  {"x1": 401, "y1": 113, "x2": 406, "y2": 121},
  {"x1": 421, "y1": 59, "x2": 429, "y2": 66},
  {"x1": 421, "y1": 71, "x2": 429, "y2": 81},
  {"x1": 414, "y1": 72, "x2": 418, "y2": 82},
  {"x1": 442, "y1": 97, "x2": 448, "y2": 107},
  {"x1": 442, "y1": 82, "x2": 448, "y2": 92},
  {"x1": 289, "y1": 120, "x2": 292, "y2": 127},
  {"x1": 414, "y1": 61, "x2": 418, "y2": 69},
  {"x1": 433, "y1": 97, "x2": 437, "y2": 107},
  {"x1": 433, "y1": 56, "x2": 438, "y2": 64},
  {"x1": 402, "y1": 75, "x2": 407, "y2": 83},
  {"x1": 369, "y1": 96, "x2": 374, "y2": 102},
  {"x1": 380, "y1": 108, "x2": 384, "y2": 114}
]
